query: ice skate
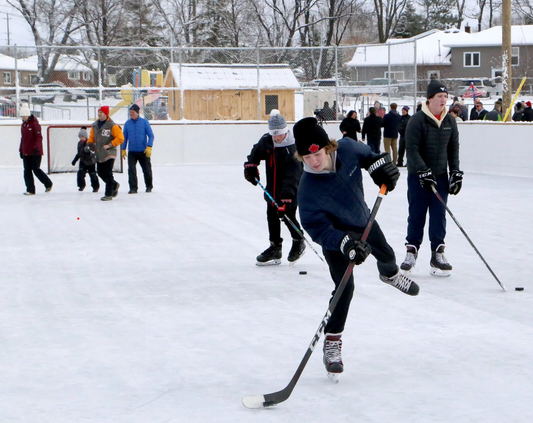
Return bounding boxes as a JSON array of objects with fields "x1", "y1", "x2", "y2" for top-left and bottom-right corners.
[
  {"x1": 400, "y1": 244, "x2": 417, "y2": 273},
  {"x1": 380, "y1": 271, "x2": 420, "y2": 296},
  {"x1": 256, "y1": 241, "x2": 282, "y2": 266},
  {"x1": 430, "y1": 244, "x2": 452, "y2": 277},
  {"x1": 323, "y1": 333, "x2": 343, "y2": 382},
  {"x1": 112, "y1": 182, "x2": 120, "y2": 198},
  {"x1": 287, "y1": 238, "x2": 306, "y2": 264}
]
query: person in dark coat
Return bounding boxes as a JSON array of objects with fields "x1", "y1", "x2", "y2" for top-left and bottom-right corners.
[
  {"x1": 361, "y1": 107, "x2": 383, "y2": 153},
  {"x1": 19, "y1": 103, "x2": 53, "y2": 195},
  {"x1": 470, "y1": 101, "x2": 488, "y2": 120},
  {"x1": 512, "y1": 101, "x2": 524, "y2": 121},
  {"x1": 382, "y1": 103, "x2": 402, "y2": 164},
  {"x1": 243, "y1": 110, "x2": 305, "y2": 265},
  {"x1": 402, "y1": 80, "x2": 462, "y2": 277},
  {"x1": 321, "y1": 101, "x2": 336, "y2": 121},
  {"x1": 339, "y1": 110, "x2": 361, "y2": 141},
  {"x1": 397, "y1": 106, "x2": 411, "y2": 167},
  {"x1": 521, "y1": 101, "x2": 533, "y2": 122},
  {"x1": 71, "y1": 126, "x2": 99, "y2": 192},
  {"x1": 292, "y1": 117, "x2": 418, "y2": 379}
]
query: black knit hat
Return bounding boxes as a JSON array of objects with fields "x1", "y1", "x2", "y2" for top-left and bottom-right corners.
[
  {"x1": 426, "y1": 80, "x2": 448, "y2": 99},
  {"x1": 130, "y1": 104, "x2": 140, "y2": 113},
  {"x1": 293, "y1": 117, "x2": 330, "y2": 156}
]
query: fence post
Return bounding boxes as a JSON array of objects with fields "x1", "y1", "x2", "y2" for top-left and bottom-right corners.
[
  {"x1": 15, "y1": 45, "x2": 19, "y2": 111},
  {"x1": 257, "y1": 47, "x2": 261, "y2": 121},
  {"x1": 414, "y1": 40, "x2": 418, "y2": 110},
  {"x1": 98, "y1": 46, "x2": 102, "y2": 107}
]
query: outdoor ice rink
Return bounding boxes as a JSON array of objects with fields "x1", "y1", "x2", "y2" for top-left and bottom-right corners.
[{"x1": 1, "y1": 164, "x2": 532, "y2": 423}]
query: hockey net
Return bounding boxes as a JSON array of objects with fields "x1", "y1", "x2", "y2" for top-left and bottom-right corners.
[{"x1": 47, "y1": 125, "x2": 123, "y2": 174}]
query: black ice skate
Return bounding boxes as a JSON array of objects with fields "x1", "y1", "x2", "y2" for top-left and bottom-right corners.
[
  {"x1": 400, "y1": 244, "x2": 417, "y2": 273},
  {"x1": 323, "y1": 333, "x2": 343, "y2": 383},
  {"x1": 256, "y1": 241, "x2": 282, "y2": 266},
  {"x1": 380, "y1": 271, "x2": 420, "y2": 296},
  {"x1": 287, "y1": 238, "x2": 306, "y2": 264},
  {"x1": 430, "y1": 244, "x2": 452, "y2": 277}
]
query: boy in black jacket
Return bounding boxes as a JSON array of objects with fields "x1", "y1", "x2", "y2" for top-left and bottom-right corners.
[
  {"x1": 72, "y1": 126, "x2": 99, "y2": 192},
  {"x1": 243, "y1": 110, "x2": 305, "y2": 265}
]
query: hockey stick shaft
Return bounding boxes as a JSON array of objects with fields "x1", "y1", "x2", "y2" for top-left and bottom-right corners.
[
  {"x1": 431, "y1": 186, "x2": 506, "y2": 291},
  {"x1": 242, "y1": 185, "x2": 388, "y2": 409},
  {"x1": 255, "y1": 178, "x2": 326, "y2": 265}
]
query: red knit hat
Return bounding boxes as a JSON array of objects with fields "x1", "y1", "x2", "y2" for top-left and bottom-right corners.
[
  {"x1": 526, "y1": 101, "x2": 532, "y2": 108},
  {"x1": 99, "y1": 105, "x2": 110, "y2": 117}
]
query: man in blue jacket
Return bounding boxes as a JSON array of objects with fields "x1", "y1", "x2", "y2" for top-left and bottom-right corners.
[{"x1": 122, "y1": 104, "x2": 155, "y2": 193}]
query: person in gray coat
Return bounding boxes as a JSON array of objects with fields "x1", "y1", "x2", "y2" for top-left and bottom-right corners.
[{"x1": 401, "y1": 80, "x2": 462, "y2": 277}]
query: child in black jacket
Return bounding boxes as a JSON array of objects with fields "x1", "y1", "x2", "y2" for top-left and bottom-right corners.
[{"x1": 72, "y1": 126, "x2": 100, "y2": 192}]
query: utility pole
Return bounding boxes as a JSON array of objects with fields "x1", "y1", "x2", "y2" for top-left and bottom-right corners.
[
  {"x1": 6, "y1": 13, "x2": 10, "y2": 46},
  {"x1": 502, "y1": 0, "x2": 512, "y2": 121}
]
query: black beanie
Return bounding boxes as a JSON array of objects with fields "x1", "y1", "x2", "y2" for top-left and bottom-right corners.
[
  {"x1": 426, "y1": 80, "x2": 448, "y2": 99},
  {"x1": 293, "y1": 117, "x2": 330, "y2": 156},
  {"x1": 130, "y1": 104, "x2": 140, "y2": 113}
]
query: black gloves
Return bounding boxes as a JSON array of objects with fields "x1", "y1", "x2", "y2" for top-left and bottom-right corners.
[
  {"x1": 340, "y1": 234, "x2": 372, "y2": 265},
  {"x1": 448, "y1": 170, "x2": 464, "y2": 195},
  {"x1": 72, "y1": 159, "x2": 77, "y2": 166},
  {"x1": 367, "y1": 153, "x2": 400, "y2": 192},
  {"x1": 20, "y1": 151, "x2": 23, "y2": 159},
  {"x1": 276, "y1": 199, "x2": 293, "y2": 219},
  {"x1": 244, "y1": 162, "x2": 259, "y2": 185},
  {"x1": 417, "y1": 168, "x2": 437, "y2": 192}
]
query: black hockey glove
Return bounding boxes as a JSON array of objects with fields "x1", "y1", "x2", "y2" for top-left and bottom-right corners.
[
  {"x1": 340, "y1": 234, "x2": 372, "y2": 265},
  {"x1": 71, "y1": 158, "x2": 77, "y2": 166},
  {"x1": 448, "y1": 170, "x2": 464, "y2": 195},
  {"x1": 417, "y1": 168, "x2": 437, "y2": 192},
  {"x1": 244, "y1": 162, "x2": 259, "y2": 185},
  {"x1": 276, "y1": 199, "x2": 294, "y2": 219},
  {"x1": 367, "y1": 153, "x2": 400, "y2": 192}
]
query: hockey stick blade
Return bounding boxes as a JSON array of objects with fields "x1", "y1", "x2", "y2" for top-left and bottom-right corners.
[{"x1": 242, "y1": 185, "x2": 387, "y2": 409}]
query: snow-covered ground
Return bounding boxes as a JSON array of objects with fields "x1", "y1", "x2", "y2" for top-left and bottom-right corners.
[{"x1": 0, "y1": 164, "x2": 531, "y2": 422}]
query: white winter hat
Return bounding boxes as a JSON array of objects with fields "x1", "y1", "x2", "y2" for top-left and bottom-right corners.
[
  {"x1": 19, "y1": 103, "x2": 31, "y2": 117},
  {"x1": 268, "y1": 109, "x2": 288, "y2": 136}
]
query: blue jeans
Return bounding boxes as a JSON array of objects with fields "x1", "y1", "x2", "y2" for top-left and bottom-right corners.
[{"x1": 406, "y1": 173, "x2": 449, "y2": 251}]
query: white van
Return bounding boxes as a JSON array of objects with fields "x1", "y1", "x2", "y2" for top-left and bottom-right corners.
[{"x1": 457, "y1": 78, "x2": 496, "y2": 98}]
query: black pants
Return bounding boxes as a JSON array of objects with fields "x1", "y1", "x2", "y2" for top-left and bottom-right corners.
[
  {"x1": 77, "y1": 162, "x2": 99, "y2": 190},
  {"x1": 97, "y1": 159, "x2": 118, "y2": 197},
  {"x1": 22, "y1": 155, "x2": 52, "y2": 194},
  {"x1": 367, "y1": 135, "x2": 381, "y2": 154},
  {"x1": 397, "y1": 135, "x2": 406, "y2": 165},
  {"x1": 266, "y1": 203, "x2": 302, "y2": 245},
  {"x1": 128, "y1": 151, "x2": 153, "y2": 192},
  {"x1": 323, "y1": 221, "x2": 397, "y2": 334}
]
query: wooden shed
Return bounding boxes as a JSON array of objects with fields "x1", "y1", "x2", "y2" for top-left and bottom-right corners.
[{"x1": 163, "y1": 63, "x2": 300, "y2": 121}]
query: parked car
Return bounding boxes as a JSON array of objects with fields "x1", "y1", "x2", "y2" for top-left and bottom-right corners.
[
  {"x1": 457, "y1": 78, "x2": 496, "y2": 98},
  {"x1": 0, "y1": 96, "x2": 17, "y2": 117}
]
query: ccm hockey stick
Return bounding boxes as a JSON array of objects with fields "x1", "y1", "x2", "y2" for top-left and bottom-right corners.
[
  {"x1": 431, "y1": 185, "x2": 506, "y2": 291},
  {"x1": 242, "y1": 185, "x2": 388, "y2": 409},
  {"x1": 255, "y1": 178, "x2": 326, "y2": 265}
]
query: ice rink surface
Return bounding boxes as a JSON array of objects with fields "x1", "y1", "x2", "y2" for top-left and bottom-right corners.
[{"x1": 0, "y1": 164, "x2": 532, "y2": 423}]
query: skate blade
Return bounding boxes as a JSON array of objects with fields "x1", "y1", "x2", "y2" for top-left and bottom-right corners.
[
  {"x1": 327, "y1": 372, "x2": 340, "y2": 383},
  {"x1": 288, "y1": 249, "x2": 306, "y2": 266},
  {"x1": 256, "y1": 259, "x2": 281, "y2": 266},
  {"x1": 430, "y1": 267, "x2": 451, "y2": 277}
]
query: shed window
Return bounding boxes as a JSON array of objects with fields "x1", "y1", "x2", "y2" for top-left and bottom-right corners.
[{"x1": 265, "y1": 95, "x2": 279, "y2": 115}]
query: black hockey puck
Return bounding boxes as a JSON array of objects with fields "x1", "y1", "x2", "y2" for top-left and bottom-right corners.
[
  {"x1": 299, "y1": 271, "x2": 307, "y2": 275},
  {"x1": 515, "y1": 287, "x2": 524, "y2": 291}
]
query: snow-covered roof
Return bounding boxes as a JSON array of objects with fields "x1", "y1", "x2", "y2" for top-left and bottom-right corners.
[
  {"x1": 167, "y1": 64, "x2": 300, "y2": 90},
  {"x1": 0, "y1": 53, "x2": 37, "y2": 71},
  {"x1": 443, "y1": 25, "x2": 533, "y2": 47},
  {"x1": 346, "y1": 29, "x2": 470, "y2": 68},
  {"x1": 0, "y1": 54, "x2": 95, "y2": 72}
]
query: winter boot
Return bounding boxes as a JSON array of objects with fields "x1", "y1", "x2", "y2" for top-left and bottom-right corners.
[
  {"x1": 380, "y1": 271, "x2": 420, "y2": 296},
  {"x1": 430, "y1": 244, "x2": 452, "y2": 277},
  {"x1": 256, "y1": 241, "x2": 282, "y2": 266},
  {"x1": 287, "y1": 238, "x2": 306, "y2": 263},
  {"x1": 323, "y1": 333, "x2": 344, "y2": 377},
  {"x1": 400, "y1": 244, "x2": 418, "y2": 273}
]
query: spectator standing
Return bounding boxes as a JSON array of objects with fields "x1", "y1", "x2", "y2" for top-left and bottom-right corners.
[
  {"x1": 243, "y1": 110, "x2": 305, "y2": 265},
  {"x1": 382, "y1": 103, "x2": 402, "y2": 165},
  {"x1": 19, "y1": 103, "x2": 53, "y2": 195},
  {"x1": 484, "y1": 102, "x2": 502, "y2": 121},
  {"x1": 321, "y1": 101, "x2": 336, "y2": 121},
  {"x1": 71, "y1": 126, "x2": 99, "y2": 192},
  {"x1": 402, "y1": 80, "x2": 462, "y2": 277},
  {"x1": 374, "y1": 101, "x2": 385, "y2": 118},
  {"x1": 397, "y1": 106, "x2": 411, "y2": 167},
  {"x1": 470, "y1": 101, "x2": 488, "y2": 120},
  {"x1": 88, "y1": 106, "x2": 124, "y2": 201},
  {"x1": 122, "y1": 104, "x2": 155, "y2": 194},
  {"x1": 339, "y1": 110, "x2": 361, "y2": 141},
  {"x1": 449, "y1": 107, "x2": 463, "y2": 123},
  {"x1": 361, "y1": 107, "x2": 384, "y2": 154},
  {"x1": 512, "y1": 102, "x2": 524, "y2": 121},
  {"x1": 521, "y1": 101, "x2": 533, "y2": 122}
]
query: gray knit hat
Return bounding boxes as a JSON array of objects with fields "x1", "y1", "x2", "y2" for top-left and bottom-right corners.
[
  {"x1": 268, "y1": 109, "x2": 289, "y2": 136},
  {"x1": 78, "y1": 126, "x2": 88, "y2": 139}
]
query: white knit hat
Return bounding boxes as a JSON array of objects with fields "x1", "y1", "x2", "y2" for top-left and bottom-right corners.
[
  {"x1": 19, "y1": 103, "x2": 31, "y2": 117},
  {"x1": 268, "y1": 109, "x2": 289, "y2": 136}
]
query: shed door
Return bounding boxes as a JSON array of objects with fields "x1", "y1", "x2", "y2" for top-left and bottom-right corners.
[{"x1": 216, "y1": 91, "x2": 242, "y2": 120}]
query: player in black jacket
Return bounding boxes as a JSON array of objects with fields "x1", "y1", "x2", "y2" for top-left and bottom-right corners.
[
  {"x1": 243, "y1": 110, "x2": 305, "y2": 265},
  {"x1": 71, "y1": 126, "x2": 99, "y2": 192}
]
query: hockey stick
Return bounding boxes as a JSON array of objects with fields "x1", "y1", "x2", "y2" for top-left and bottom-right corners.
[
  {"x1": 255, "y1": 178, "x2": 326, "y2": 266},
  {"x1": 242, "y1": 184, "x2": 388, "y2": 409},
  {"x1": 431, "y1": 185, "x2": 506, "y2": 291}
]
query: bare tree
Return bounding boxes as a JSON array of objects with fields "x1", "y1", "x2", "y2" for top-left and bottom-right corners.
[{"x1": 372, "y1": 0, "x2": 409, "y2": 42}]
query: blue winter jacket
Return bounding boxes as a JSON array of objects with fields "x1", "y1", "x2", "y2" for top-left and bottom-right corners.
[
  {"x1": 298, "y1": 138, "x2": 379, "y2": 252},
  {"x1": 122, "y1": 117, "x2": 154, "y2": 152}
]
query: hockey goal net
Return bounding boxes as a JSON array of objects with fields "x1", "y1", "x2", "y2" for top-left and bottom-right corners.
[{"x1": 47, "y1": 125, "x2": 123, "y2": 174}]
